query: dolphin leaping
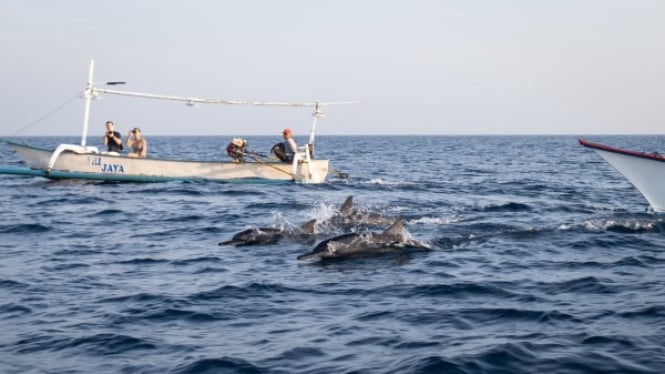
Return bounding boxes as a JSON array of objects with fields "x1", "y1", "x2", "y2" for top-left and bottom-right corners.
[{"x1": 297, "y1": 218, "x2": 433, "y2": 261}]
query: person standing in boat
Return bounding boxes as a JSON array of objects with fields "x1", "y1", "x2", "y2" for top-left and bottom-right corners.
[
  {"x1": 102, "y1": 121, "x2": 123, "y2": 153},
  {"x1": 271, "y1": 128, "x2": 298, "y2": 162},
  {"x1": 126, "y1": 127, "x2": 148, "y2": 158}
]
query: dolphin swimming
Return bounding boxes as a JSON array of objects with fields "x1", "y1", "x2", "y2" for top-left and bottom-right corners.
[
  {"x1": 297, "y1": 218, "x2": 433, "y2": 261},
  {"x1": 323, "y1": 195, "x2": 397, "y2": 229},
  {"x1": 219, "y1": 196, "x2": 396, "y2": 247},
  {"x1": 219, "y1": 219, "x2": 317, "y2": 246}
]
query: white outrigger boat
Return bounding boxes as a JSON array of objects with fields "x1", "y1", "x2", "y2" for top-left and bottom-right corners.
[
  {"x1": 579, "y1": 138, "x2": 665, "y2": 212},
  {"x1": 0, "y1": 60, "x2": 354, "y2": 184}
]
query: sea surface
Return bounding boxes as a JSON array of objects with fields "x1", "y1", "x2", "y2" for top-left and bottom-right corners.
[{"x1": 1, "y1": 135, "x2": 664, "y2": 374}]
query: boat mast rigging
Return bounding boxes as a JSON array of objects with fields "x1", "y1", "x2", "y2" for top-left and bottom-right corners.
[{"x1": 81, "y1": 58, "x2": 357, "y2": 149}]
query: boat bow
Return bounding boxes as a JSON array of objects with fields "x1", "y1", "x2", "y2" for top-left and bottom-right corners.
[{"x1": 579, "y1": 138, "x2": 665, "y2": 212}]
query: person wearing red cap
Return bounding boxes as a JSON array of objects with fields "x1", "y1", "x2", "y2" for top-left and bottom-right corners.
[{"x1": 272, "y1": 128, "x2": 298, "y2": 162}]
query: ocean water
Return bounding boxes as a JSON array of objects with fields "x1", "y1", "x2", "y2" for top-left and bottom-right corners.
[{"x1": 1, "y1": 135, "x2": 665, "y2": 374}]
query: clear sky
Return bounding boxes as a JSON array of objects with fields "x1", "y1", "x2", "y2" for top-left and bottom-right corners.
[{"x1": 1, "y1": 0, "x2": 664, "y2": 136}]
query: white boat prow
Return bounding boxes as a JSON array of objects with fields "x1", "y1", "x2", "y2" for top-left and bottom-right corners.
[{"x1": 579, "y1": 138, "x2": 665, "y2": 212}]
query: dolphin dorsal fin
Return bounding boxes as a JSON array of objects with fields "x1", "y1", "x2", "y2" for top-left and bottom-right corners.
[
  {"x1": 340, "y1": 196, "x2": 354, "y2": 213},
  {"x1": 300, "y1": 219, "x2": 317, "y2": 234},
  {"x1": 383, "y1": 218, "x2": 406, "y2": 237}
]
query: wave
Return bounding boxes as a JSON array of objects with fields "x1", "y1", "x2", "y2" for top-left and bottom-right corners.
[
  {"x1": 169, "y1": 256, "x2": 223, "y2": 266},
  {"x1": 389, "y1": 338, "x2": 662, "y2": 373},
  {"x1": 96, "y1": 296, "x2": 229, "y2": 325},
  {"x1": 390, "y1": 355, "x2": 464, "y2": 374},
  {"x1": 13, "y1": 333, "x2": 156, "y2": 355},
  {"x1": 617, "y1": 305, "x2": 665, "y2": 319},
  {"x1": 131, "y1": 188, "x2": 204, "y2": 196},
  {"x1": 0, "y1": 279, "x2": 32, "y2": 291},
  {"x1": 114, "y1": 257, "x2": 170, "y2": 265},
  {"x1": 53, "y1": 247, "x2": 104, "y2": 256},
  {"x1": 455, "y1": 308, "x2": 580, "y2": 325},
  {"x1": 0, "y1": 223, "x2": 51, "y2": 234},
  {"x1": 29, "y1": 196, "x2": 98, "y2": 206},
  {"x1": 474, "y1": 201, "x2": 532, "y2": 213},
  {"x1": 92, "y1": 208, "x2": 125, "y2": 216},
  {"x1": 565, "y1": 235, "x2": 655, "y2": 250},
  {"x1": 189, "y1": 282, "x2": 298, "y2": 302},
  {"x1": 171, "y1": 357, "x2": 267, "y2": 374},
  {"x1": 0, "y1": 303, "x2": 32, "y2": 318},
  {"x1": 41, "y1": 262, "x2": 90, "y2": 272},
  {"x1": 141, "y1": 308, "x2": 219, "y2": 323},
  {"x1": 433, "y1": 222, "x2": 553, "y2": 249},
  {"x1": 546, "y1": 255, "x2": 654, "y2": 271},
  {"x1": 540, "y1": 276, "x2": 618, "y2": 295},
  {"x1": 559, "y1": 215, "x2": 665, "y2": 234},
  {"x1": 406, "y1": 282, "x2": 517, "y2": 300},
  {"x1": 193, "y1": 267, "x2": 228, "y2": 274},
  {"x1": 162, "y1": 214, "x2": 206, "y2": 223},
  {"x1": 98, "y1": 292, "x2": 176, "y2": 305},
  {"x1": 409, "y1": 216, "x2": 462, "y2": 225},
  {"x1": 364, "y1": 178, "x2": 419, "y2": 186}
]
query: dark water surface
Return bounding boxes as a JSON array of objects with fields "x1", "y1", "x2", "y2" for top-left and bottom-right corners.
[{"x1": 1, "y1": 135, "x2": 664, "y2": 373}]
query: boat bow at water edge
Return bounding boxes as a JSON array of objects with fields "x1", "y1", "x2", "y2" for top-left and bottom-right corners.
[{"x1": 579, "y1": 138, "x2": 665, "y2": 212}]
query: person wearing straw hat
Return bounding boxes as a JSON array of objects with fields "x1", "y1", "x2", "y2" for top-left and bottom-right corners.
[{"x1": 226, "y1": 137, "x2": 247, "y2": 162}]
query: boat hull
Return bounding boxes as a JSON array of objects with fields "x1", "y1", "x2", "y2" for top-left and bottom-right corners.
[
  {"x1": 579, "y1": 138, "x2": 665, "y2": 212},
  {"x1": 4, "y1": 142, "x2": 329, "y2": 183}
]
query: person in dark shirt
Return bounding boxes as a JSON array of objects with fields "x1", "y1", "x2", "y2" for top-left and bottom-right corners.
[{"x1": 102, "y1": 121, "x2": 123, "y2": 153}]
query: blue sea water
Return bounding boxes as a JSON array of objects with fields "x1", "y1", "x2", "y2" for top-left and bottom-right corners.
[{"x1": 1, "y1": 135, "x2": 665, "y2": 374}]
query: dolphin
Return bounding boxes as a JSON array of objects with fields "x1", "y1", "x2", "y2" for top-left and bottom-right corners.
[
  {"x1": 218, "y1": 195, "x2": 392, "y2": 247},
  {"x1": 297, "y1": 218, "x2": 433, "y2": 261},
  {"x1": 323, "y1": 195, "x2": 397, "y2": 229},
  {"x1": 219, "y1": 219, "x2": 317, "y2": 247}
]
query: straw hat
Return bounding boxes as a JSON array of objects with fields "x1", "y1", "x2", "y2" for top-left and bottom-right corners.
[{"x1": 232, "y1": 138, "x2": 244, "y2": 147}]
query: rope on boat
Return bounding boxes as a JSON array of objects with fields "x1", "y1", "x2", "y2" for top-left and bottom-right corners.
[
  {"x1": 245, "y1": 153, "x2": 348, "y2": 180},
  {"x1": 246, "y1": 155, "x2": 294, "y2": 178},
  {"x1": 10, "y1": 94, "x2": 80, "y2": 136}
]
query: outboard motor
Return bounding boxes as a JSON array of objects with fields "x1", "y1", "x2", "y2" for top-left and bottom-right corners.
[{"x1": 227, "y1": 138, "x2": 247, "y2": 162}]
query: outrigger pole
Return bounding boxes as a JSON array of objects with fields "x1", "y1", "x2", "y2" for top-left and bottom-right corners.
[
  {"x1": 80, "y1": 59, "x2": 95, "y2": 148},
  {"x1": 81, "y1": 58, "x2": 357, "y2": 157}
]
